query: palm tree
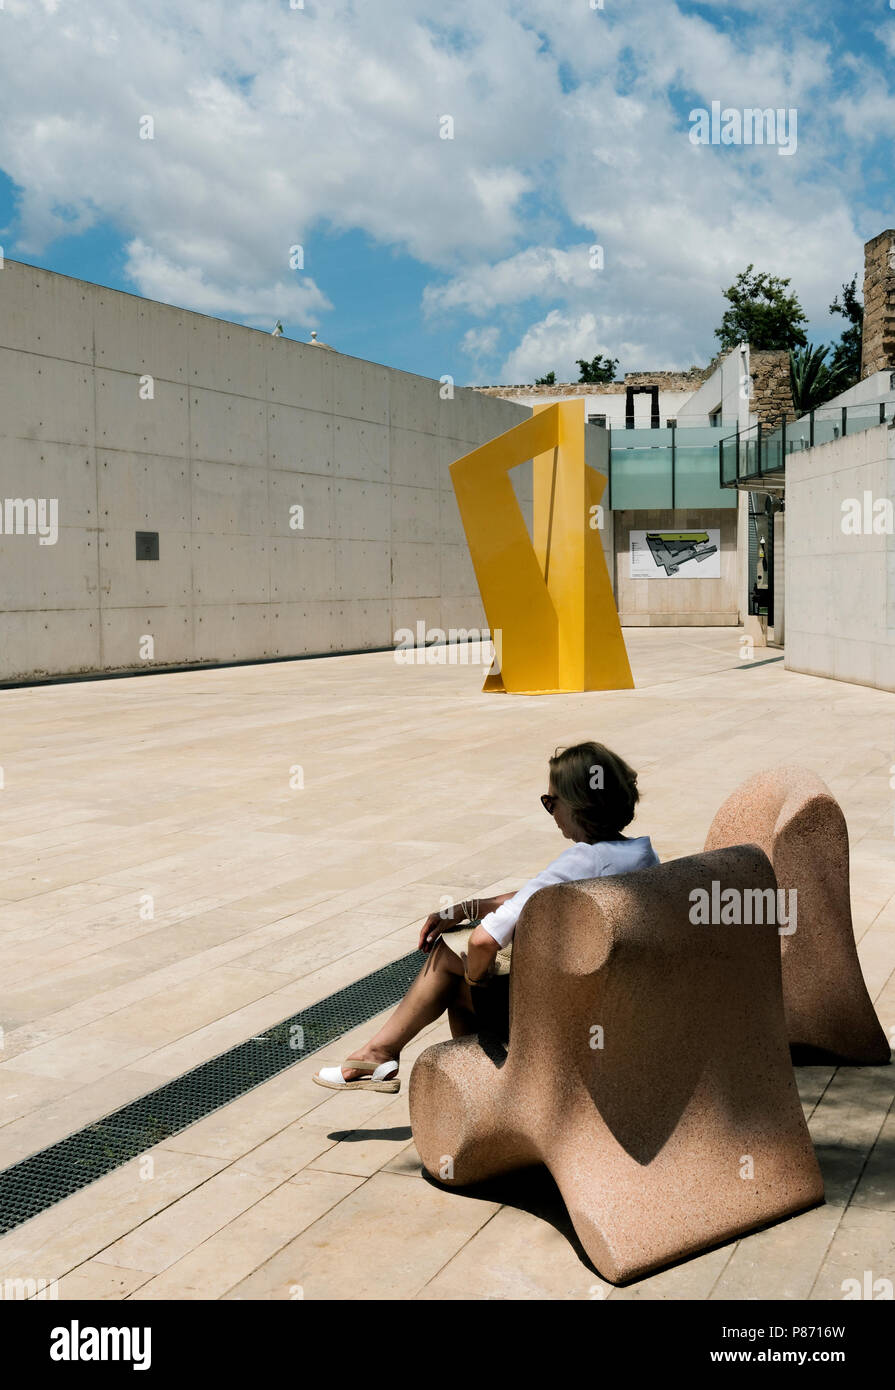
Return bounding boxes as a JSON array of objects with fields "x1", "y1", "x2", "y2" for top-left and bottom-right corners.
[{"x1": 789, "y1": 344, "x2": 850, "y2": 415}]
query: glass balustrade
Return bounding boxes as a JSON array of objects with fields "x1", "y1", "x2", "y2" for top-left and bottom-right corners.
[
  {"x1": 718, "y1": 399, "x2": 895, "y2": 487},
  {"x1": 608, "y1": 424, "x2": 736, "y2": 509}
]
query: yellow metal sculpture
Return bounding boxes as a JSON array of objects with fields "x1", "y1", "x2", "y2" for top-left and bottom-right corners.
[{"x1": 449, "y1": 401, "x2": 633, "y2": 694}]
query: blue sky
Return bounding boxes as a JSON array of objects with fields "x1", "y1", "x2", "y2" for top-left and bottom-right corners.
[{"x1": 0, "y1": 0, "x2": 892, "y2": 384}]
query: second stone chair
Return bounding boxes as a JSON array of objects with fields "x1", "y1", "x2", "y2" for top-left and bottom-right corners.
[{"x1": 705, "y1": 765, "x2": 890, "y2": 1065}]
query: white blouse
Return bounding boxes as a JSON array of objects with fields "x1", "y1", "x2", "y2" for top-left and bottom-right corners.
[{"x1": 479, "y1": 835, "x2": 660, "y2": 948}]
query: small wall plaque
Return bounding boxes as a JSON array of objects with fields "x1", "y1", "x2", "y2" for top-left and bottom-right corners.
[{"x1": 136, "y1": 531, "x2": 159, "y2": 561}]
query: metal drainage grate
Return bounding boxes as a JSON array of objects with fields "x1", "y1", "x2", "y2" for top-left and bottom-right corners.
[{"x1": 0, "y1": 950, "x2": 422, "y2": 1236}]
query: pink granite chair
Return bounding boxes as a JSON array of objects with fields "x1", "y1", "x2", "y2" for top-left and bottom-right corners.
[
  {"x1": 705, "y1": 766, "x2": 890, "y2": 1065},
  {"x1": 409, "y1": 846, "x2": 824, "y2": 1285}
]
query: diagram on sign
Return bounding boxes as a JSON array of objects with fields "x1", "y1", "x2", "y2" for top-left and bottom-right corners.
[{"x1": 630, "y1": 529, "x2": 721, "y2": 579}]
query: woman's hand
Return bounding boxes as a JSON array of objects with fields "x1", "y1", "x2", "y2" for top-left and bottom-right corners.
[{"x1": 418, "y1": 907, "x2": 461, "y2": 953}]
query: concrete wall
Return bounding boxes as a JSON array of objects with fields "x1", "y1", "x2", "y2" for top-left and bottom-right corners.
[
  {"x1": 786, "y1": 422, "x2": 895, "y2": 690},
  {"x1": 772, "y1": 506, "x2": 785, "y2": 646},
  {"x1": 0, "y1": 261, "x2": 529, "y2": 681},
  {"x1": 676, "y1": 347, "x2": 748, "y2": 430},
  {"x1": 821, "y1": 369, "x2": 895, "y2": 410},
  {"x1": 613, "y1": 506, "x2": 739, "y2": 626}
]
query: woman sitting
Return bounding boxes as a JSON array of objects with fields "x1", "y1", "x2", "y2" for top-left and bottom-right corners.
[{"x1": 313, "y1": 741, "x2": 659, "y2": 1092}]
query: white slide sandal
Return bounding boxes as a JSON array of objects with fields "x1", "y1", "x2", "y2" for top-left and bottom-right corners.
[{"x1": 312, "y1": 1057, "x2": 400, "y2": 1092}]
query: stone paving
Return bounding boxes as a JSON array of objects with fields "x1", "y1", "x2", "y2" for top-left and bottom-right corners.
[{"x1": 0, "y1": 629, "x2": 892, "y2": 1299}]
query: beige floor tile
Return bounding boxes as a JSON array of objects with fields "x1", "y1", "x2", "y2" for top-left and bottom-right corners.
[
  {"x1": 223, "y1": 1171, "x2": 500, "y2": 1300},
  {"x1": 64, "y1": 964, "x2": 290, "y2": 1050},
  {"x1": 416, "y1": 1201, "x2": 591, "y2": 1300},
  {"x1": 127, "y1": 1172, "x2": 365, "y2": 1300},
  {"x1": 1, "y1": 1032, "x2": 156, "y2": 1085},
  {"x1": 158, "y1": 1070, "x2": 326, "y2": 1161},
  {"x1": 708, "y1": 1204, "x2": 843, "y2": 1301},
  {"x1": 98, "y1": 1166, "x2": 287, "y2": 1275},
  {"x1": 609, "y1": 1245, "x2": 735, "y2": 1300},
  {"x1": 847, "y1": 1102, "x2": 895, "y2": 1212},
  {"x1": 808, "y1": 1206, "x2": 895, "y2": 1300},
  {"x1": 306, "y1": 1097, "x2": 413, "y2": 1177},
  {"x1": 54, "y1": 1260, "x2": 154, "y2": 1301}
]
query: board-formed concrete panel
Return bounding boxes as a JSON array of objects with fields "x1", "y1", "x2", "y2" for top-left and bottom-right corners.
[
  {"x1": 270, "y1": 599, "x2": 341, "y2": 654},
  {"x1": 0, "y1": 266, "x2": 94, "y2": 364},
  {"x1": 187, "y1": 318, "x2": 269, "y2": 398},
  {"x1": 331, "y1": 355, "x2": 390, "y2": 426},
  {"x1": 100, "y1": 605, "x2": 194, "y2": 670},
  {"x1": 269, "y1": 470, "x2": 333, "y2": 539},
  {"x1": 438, "y1": 542, "x2": 480, "y2": 600},
  {"x1": 5, "y1": 439, "x2": 97, "y2": 528},
  {"x1": 94, "y1": 294, "x2": 190, "y2": 383},
  {"x1": 389, "y1": 374, "x2": 441, "y2": 435},
  {"x1": 269, "y1": 537, "x2": 336, "y2": 604},
  {"x1": 268, "y1": 403, "x2": 334, "y2": 474},
  {"x1": 328, "y1": 598, "x2": 392, "y2": 650},
  {"x1": 392, "y1": 540, "x2": 442, "y2": 601},
  {"x1": 333, "y1": 417, "x2": 389, "y2": 483},
  {"x1": 193, "y1": 602, "x2": 272, "y2": 662},
  {"x1": 332, "y1": 478, "x2": 391, "y2": 542},
  {"x1": 97, "y1": 451, "x2": 190, "y2": 532},
  {"x1": 334, "y1": 539, "x2": 391, "y2": 601},
  {"x1": 189, "y1": 388, "x2": 267, "y2": 469},
  {"x1": 191, "y1": 461, "x2": 270, "y2": 536},
  {"x1": 192, "y1": 534, "x2": 270, "y2": 605},
  {"x1": 0, "y1": 526, "x2": 97, "y2": 610},
  {"x1": 438, "y1": 487, "x2": 466, "y2": 548},
  {"x1": 390, "y1": 428, "x2": 441, "y2": 490},
  {"x1": 95, "y1": 369, "x2": 188, "y2": 457},
  {"x1": 0, "y1": 608, "x2": 100, "y2": 676},
  {"x1": 1, "y1": 352, "x2": 94, "y2": 446},
  {"x1": 266, "y1": 338, "x2": 335, "y2": 412},
  {"x1": 391, "y1": 484, "x2": 440, "y2": 544}
]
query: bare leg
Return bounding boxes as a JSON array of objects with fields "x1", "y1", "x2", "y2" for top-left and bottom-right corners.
[
  {"x1": 336, "y1": 941, "x2": 471, "y2": 1080},
  {"x1": 448, "y1": 1004, "x2": 478, "y2": 1038}
]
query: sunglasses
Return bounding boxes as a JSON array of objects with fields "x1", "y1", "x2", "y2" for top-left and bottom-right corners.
[{"x1": 541, "y1": 793, "x2": 559, "y2": 815}]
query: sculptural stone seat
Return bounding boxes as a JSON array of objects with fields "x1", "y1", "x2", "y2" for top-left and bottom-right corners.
[
  {"x1": 705, "y1": 766, "x2": 890, "y2": 1065},
  {"x1": 409, "y1": 846, "x2": 824, "y2": 1285}
]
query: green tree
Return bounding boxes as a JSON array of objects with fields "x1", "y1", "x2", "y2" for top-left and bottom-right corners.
[
  {"x1": 789, "y1": 343, "x2": 851, "y2": 415},
  {"x1": 535, "y1": 370, "x2": 556, "y2": 385},
  {"x1": 715, "y1": 265, "x2": 808, "y2": 352},
  {"x1": 828, "y1": 274, "x2": 863, "y2": 388},
  {"x1": 577, "y1": 354, "x2": 619, "y2": 383}
]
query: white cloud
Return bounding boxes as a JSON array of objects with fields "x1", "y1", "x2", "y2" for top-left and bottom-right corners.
[
  {"x1": 424, "y1": 245, "x2": 598, "y2": 316},
  {"x1": 0, "y1": 0, "x2": 879, "y2": 363},
  {"x1": 499, "y1": 309, "x2": 629, "y2": 383},
  {"x1": 461, "y1": 325, "x2": 500, "y2": 359},
  {"x1": 124, "y1": 239, "x2": 332, "y2": 330}
]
